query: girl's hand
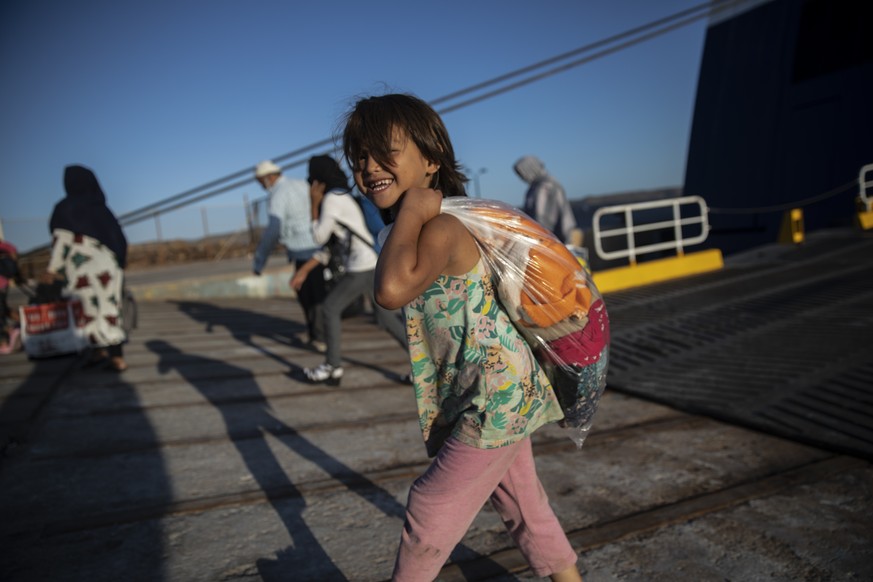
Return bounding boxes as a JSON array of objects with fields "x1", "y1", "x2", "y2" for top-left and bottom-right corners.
[
  {"x1": 309, "y1": 180, "x2": 326, "y2": 220},
  {"x1": 289, "y1": 270, "x2": 307, "y2": 291},
  {"x1": 290, "y1": 257, "x2": 319, "y2": 291},
  {"x1": 396, "y1": 187, "x2": 442, "y2": 226}
]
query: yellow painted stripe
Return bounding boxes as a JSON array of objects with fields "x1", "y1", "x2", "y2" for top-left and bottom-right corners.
[{"x1": 592, "y1": 249, "x2": 724, "y2": 294}]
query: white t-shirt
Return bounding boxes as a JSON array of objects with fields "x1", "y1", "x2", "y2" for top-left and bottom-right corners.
[{"x1": 311, "y1": 191, "x2": 378, "y2": 273}]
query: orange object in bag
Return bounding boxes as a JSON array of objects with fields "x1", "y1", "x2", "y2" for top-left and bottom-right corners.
[{"x1": 441, "y1": 198, "x2": 609, "y2": 448}]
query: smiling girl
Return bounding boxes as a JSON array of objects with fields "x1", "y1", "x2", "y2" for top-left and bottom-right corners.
[{"x1": 342, "y1": 93, "x2": 583, "y2": 582}]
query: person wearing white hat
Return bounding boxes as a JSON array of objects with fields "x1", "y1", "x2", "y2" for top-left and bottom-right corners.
[{"x1": 252, "y1": 160, "x2": 326, "y2": 350}]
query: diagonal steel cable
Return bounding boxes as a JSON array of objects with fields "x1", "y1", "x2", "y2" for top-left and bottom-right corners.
[{"x1": 117, "y1": 0, "x2": 737, "y2": 227}]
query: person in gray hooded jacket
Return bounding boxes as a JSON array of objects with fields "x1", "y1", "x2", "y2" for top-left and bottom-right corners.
[{"x1": 513, "y1": 156, "x2": 579, "y2": 244}]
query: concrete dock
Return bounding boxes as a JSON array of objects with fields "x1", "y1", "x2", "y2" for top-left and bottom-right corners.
[{"x1": 1, "y1": 229, "x2": 871, "y2": 581}]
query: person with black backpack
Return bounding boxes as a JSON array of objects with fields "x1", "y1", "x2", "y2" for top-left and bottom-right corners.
[{"x1": 291, "y1": 155, "x2": 408, "y2": 385}]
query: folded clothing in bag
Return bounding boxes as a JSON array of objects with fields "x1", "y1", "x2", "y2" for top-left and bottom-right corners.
[
  {"x1": 20, "y1": 299, "x2": 89, "y2": 358},
  {"x1": 441, "y1": 198, "x2": 610, "y2": 447}
]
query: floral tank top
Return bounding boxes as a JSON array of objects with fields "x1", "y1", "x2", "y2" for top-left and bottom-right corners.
[{"x1": 406, "y1": 258, "x2": 565, "y2": 457}]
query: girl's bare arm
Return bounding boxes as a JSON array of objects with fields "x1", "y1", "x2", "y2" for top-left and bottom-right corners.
[{"x1": 374, "y1": 189, "x2": 478, "y2": 309}]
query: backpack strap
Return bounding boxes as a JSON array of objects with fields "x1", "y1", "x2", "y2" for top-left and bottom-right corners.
[{"x1": 334, "y1": 219, "x2": 377, "y2": 251}]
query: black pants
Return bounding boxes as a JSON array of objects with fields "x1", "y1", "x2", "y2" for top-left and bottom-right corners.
[{"x1": 294, "y1": 259, "x2": 326, "y2": 343}]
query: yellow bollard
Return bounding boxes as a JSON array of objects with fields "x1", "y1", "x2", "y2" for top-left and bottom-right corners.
[{"x1": 779, "y1": 208, "x2": 804, "y2": 244}]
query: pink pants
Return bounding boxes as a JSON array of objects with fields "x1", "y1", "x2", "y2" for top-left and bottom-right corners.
[{"x1": 392, "y1": 437, "x2": 577, "y2": 580}]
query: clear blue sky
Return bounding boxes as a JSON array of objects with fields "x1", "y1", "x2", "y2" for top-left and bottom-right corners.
[{"x1": 0, "y1": 0, "x2": 711, "y2": 252}]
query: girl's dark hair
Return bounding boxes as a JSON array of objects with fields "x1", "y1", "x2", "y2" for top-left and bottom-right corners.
[
  {"x1": 342, "y1": 93, "x2": 468, "y2": 197},
  {"x1": 308, "y1": 154, "x2": 350, "y2": 193}
]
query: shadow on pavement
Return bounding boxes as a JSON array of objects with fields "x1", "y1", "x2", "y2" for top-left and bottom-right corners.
[
  {"x1": 0, "y1": 353, "x2": 171, "y2": 581},
  {"x1": 159, "y1": 299, "x2": 516, "y2": 579},
  {"x1": 173, "y1": 300, "x2": 308, "y2": 369}
]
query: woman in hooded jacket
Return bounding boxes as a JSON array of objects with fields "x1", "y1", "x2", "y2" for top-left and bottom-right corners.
[
  {"x1": 42, "y1": 165, "x2": 129, "y2": 371},
  {"x1": 514, "y1": 156, "x2": 580, "y2": 245}
]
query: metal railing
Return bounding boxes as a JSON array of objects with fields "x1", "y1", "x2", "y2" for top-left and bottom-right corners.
[{"x1": 592, "y1": 195, "x2": 710, "y2": 264}]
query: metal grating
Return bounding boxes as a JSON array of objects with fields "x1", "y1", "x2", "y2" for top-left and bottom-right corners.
[{"x1": 604, "y1": 233, "x2": 873, "y2": 459}]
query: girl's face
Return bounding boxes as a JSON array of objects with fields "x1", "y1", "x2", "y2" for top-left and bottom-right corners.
[{"x1": 353, "y1": 127, "x2": 439, "y2": 210}]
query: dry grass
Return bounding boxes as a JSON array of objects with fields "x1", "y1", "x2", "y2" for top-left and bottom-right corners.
[{"x1": 16, "y1": 229, "x2": 262, "y2": 279}]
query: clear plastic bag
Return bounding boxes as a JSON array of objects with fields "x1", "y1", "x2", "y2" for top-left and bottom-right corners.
[{"x1": 441, "y1": 198, "x2": 610, "y2": 447}]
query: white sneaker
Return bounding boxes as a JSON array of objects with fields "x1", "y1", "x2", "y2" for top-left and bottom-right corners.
[
  {"x1": 304, "y1": 363, "x2": 343, "y2": 386},
  {"x1": 310, "y1": 340, "x2": 327, "y2": 353}
]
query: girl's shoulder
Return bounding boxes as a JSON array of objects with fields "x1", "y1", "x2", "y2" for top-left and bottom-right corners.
[
  {"x1": 422, "y1": 212, "x2": 479, "y2": 277},
  {"x1": 421, "y1": 212, "x2": 472, "y2": 245}
]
